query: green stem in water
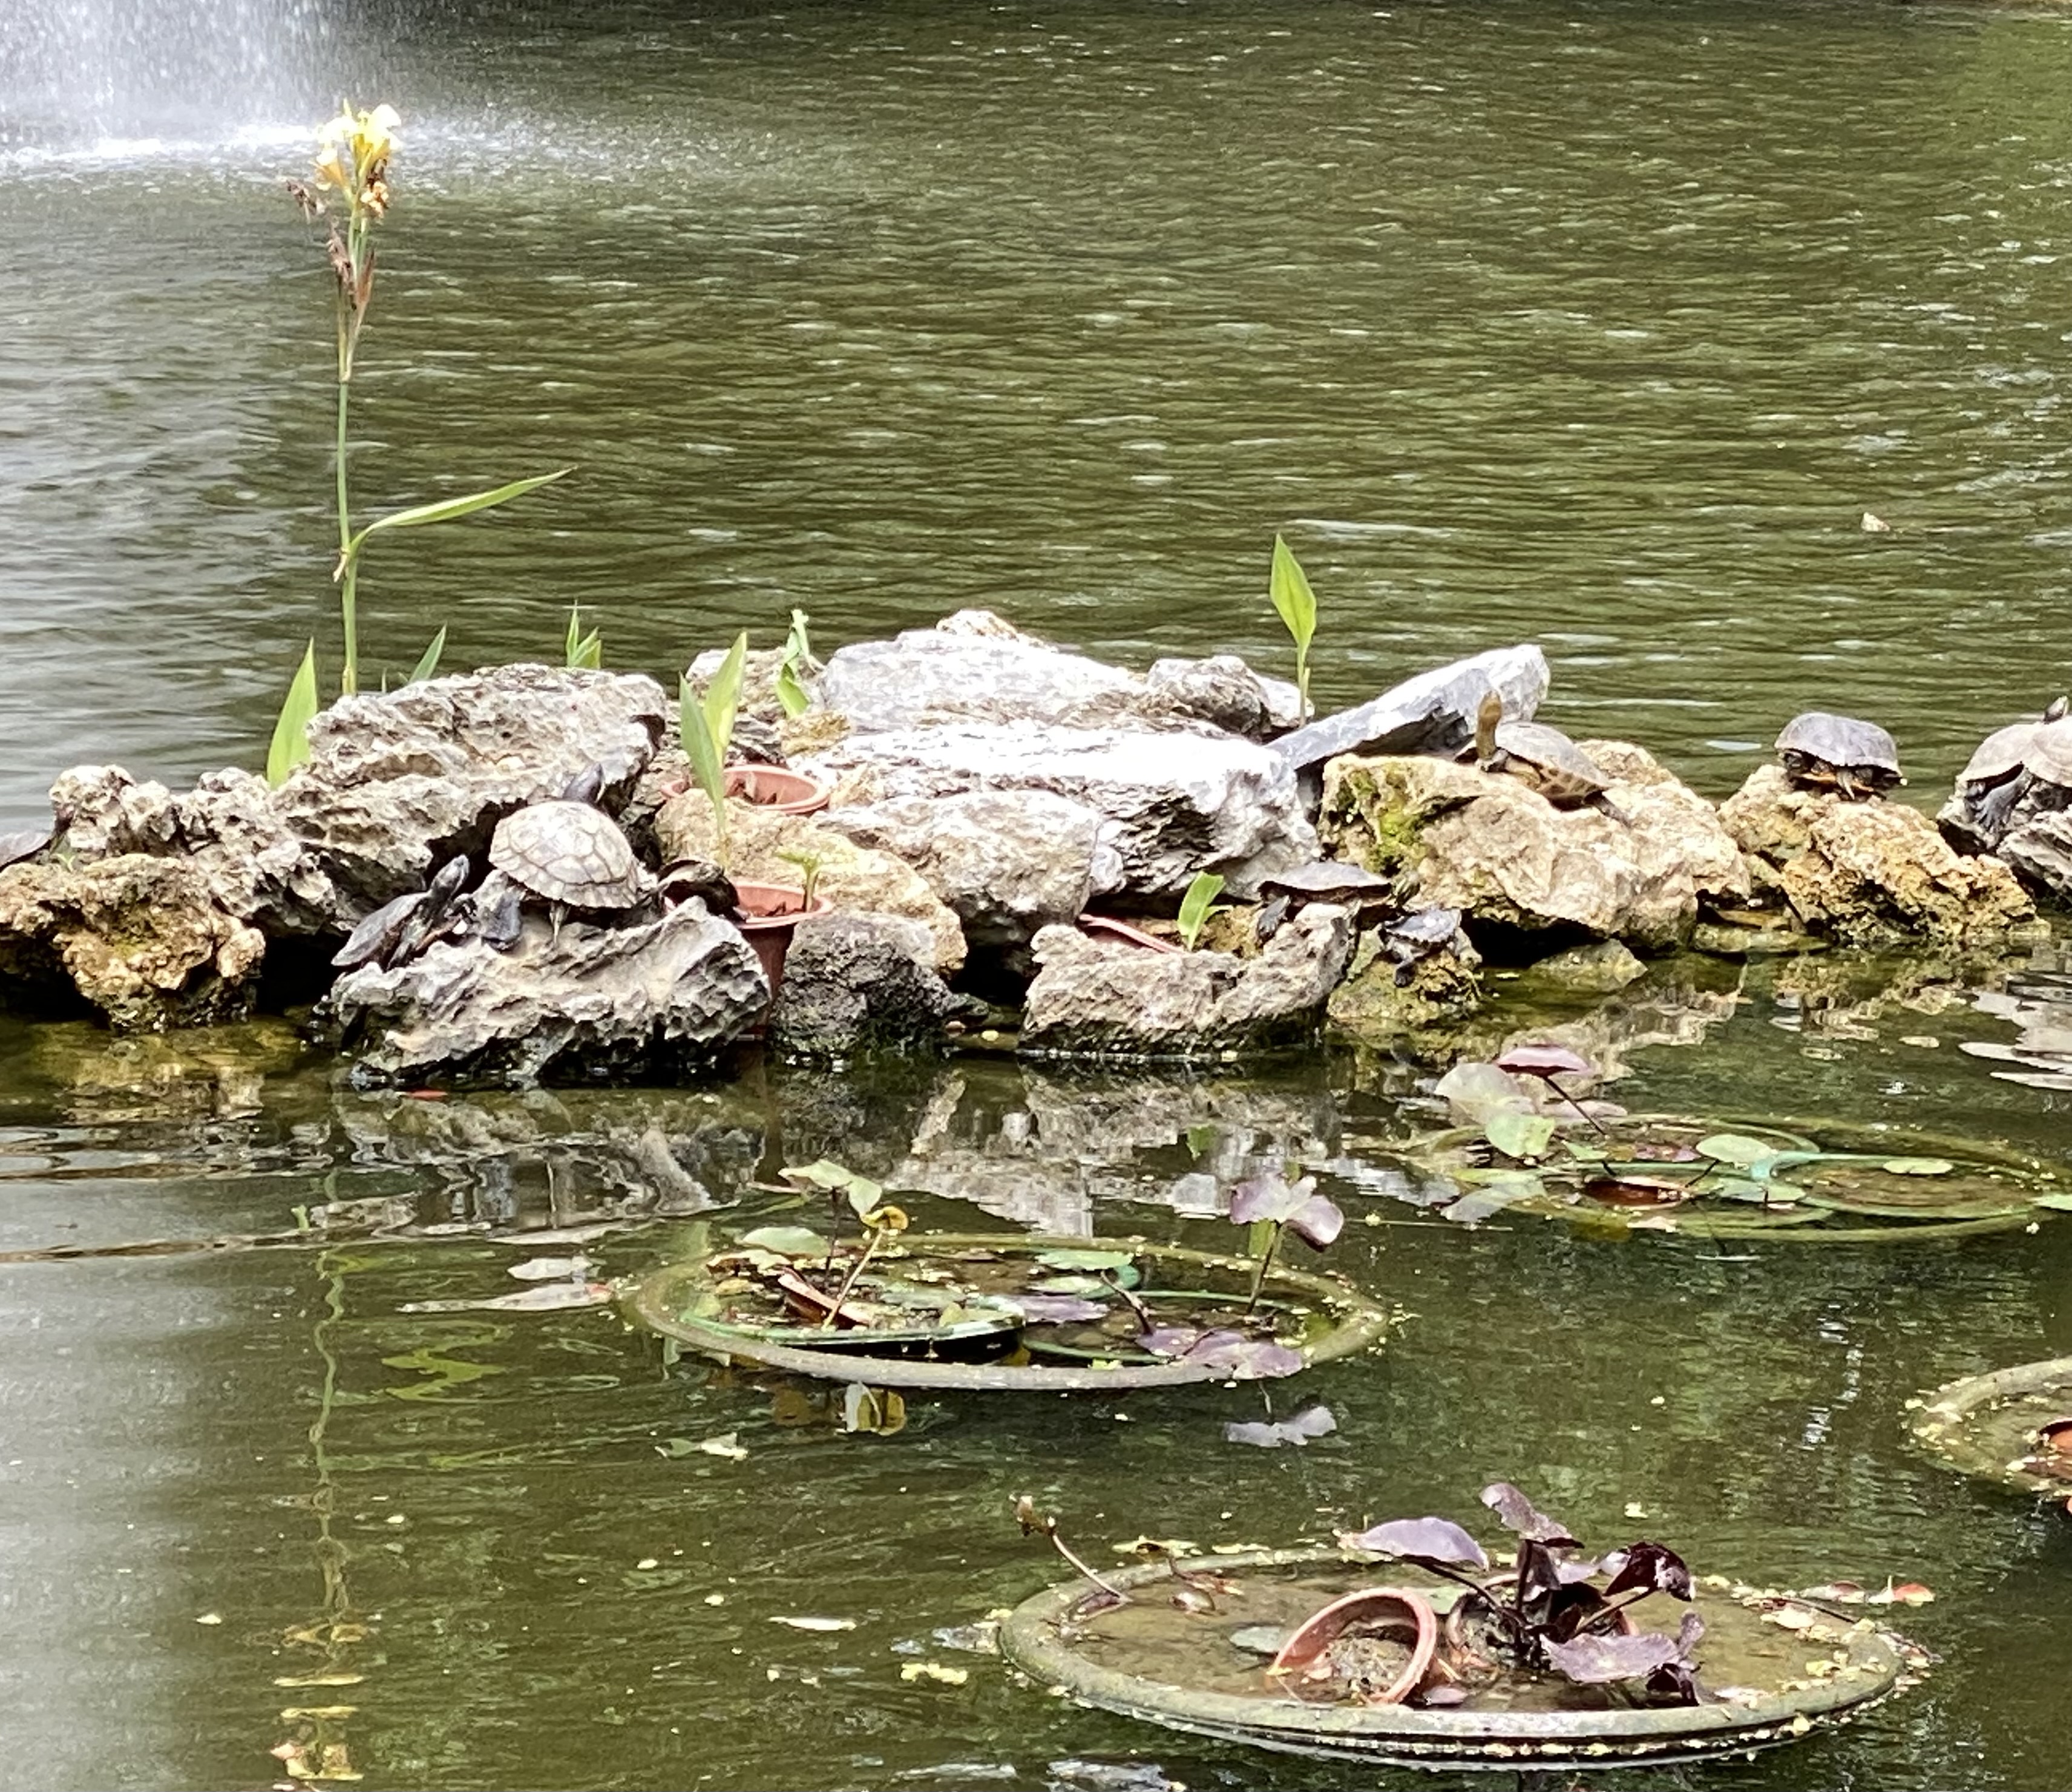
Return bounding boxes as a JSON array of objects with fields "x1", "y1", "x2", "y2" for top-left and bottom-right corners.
[{"x1": 1243, "y1": 1219, "x2": 1283, "y2": 1319}]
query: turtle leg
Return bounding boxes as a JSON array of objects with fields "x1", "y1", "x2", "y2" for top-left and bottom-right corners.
[
  {"x1": 1585, "y1": 792, "x2": 1631, "y2": 825},
  {"x1": 1837, "y1": 769, "x2": 1861, "y2": 801},
  {"x1": 549, "y1": 901, "x2": 567, "y2": 948},
  {"x1": 1974, "y1": 772, "x2": 2027, "y2": 843}
]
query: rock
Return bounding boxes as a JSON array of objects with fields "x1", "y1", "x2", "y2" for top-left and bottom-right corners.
[
  {"x1": 817, "y1": 612, "x2": 1141, "y2": 733},
  {"x1": 818, "y1": 789, "x2": 1119, "y2": 955},
  {"x1": 321, "y1": 898, "x2": 767, "y2": 1085},
  {"x1": 770, "y1": 913, "x2": 960, "y2": 1063},
  {"x1": 50, "y1": 666, "x2": 670, "y2": 939},
  {"x1": 652, "y1": 793, "x2": 965, "y2": 973},
  {"x1": 1720, "y1": 766, "x2": 2035, "y2": 945},
  {"x1": 802, "y1": 723, "x2": 1317, "y2": 899},
  {"x1": 1996, "y1": 812, "x2": 2072, "y2": 904},
  {"x1": 1020, "y1": 905, "x2": 1353, "y2": 1060},
  {"x1": 1271, "y1": 646, "x2": 1550, "y2": 783},
  {"x1": 1523, "y1": 939, "x2": 1648, "y2": 993},
  {"x1": 1328, "y1": 916, "x2": 1483, "y2": 1037},
  {"x1": 0, "y1": 855, "x2": 266, "y2": 1030},
  {"x1": 1318, "y1": 744, "x2": 1748, "y2": 950},
  {"x1": 1136, "y1": 655, "x2": 1305, "y2": 739}
]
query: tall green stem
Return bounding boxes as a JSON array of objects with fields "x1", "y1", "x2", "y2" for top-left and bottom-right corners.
[{"x1": 335, "y1": 371, "x2": 356, "y2": 696}]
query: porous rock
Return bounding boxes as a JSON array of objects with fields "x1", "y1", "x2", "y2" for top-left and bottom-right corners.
[
  {"x1": 1318, "y1": 744, "x2": 1748, "y2": 950},
  {"x1": 817, "y1": 612, "x2": 1141, "y2": 733},
  {"x1": 652, "y1": 793, "x2": 965, "y2": 973},
  {"x1": 1135, "y1": 655, "x2": 1305, "y2": 739},
  {"x1": 1019, "y1": 905, "x2": 1353, "y2": 1059},
  {"x1": 50, "y1": 666, "x2": 669, "y2": 937},
  {"x1": 1327, "y1": 916, "x2": 1483, "y2": 1037},
  {"x1": 802, "y1": 722, "x2": 1317, "y2": 899},
  {"x1": 1720, "y1": 765, "x2": 2035, "y2": 944},
  {"x1": 770, "y1": 913, "x2": 960, "y2": 1063},
  {"x1": 1995, "y1": 812, "x2": 2072, "y2": 905},
  {"x1": 321, "y1": 898, "x2": 767, "y2": 1085},
  {"x1": 0, "y1": 855, "x2": 266, "y2": 1030},
  {"x1": 1271, "y1": 645, "x2": 1550, "y2": 781},
  {"x1": 818, "y1": 789, "x2": 1120, "y2": 954}
]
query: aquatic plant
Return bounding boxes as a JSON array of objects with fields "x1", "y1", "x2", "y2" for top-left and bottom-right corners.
[
  {"x1": 679, "y1": 632, "x2": 748, "y2": 867},
  {"x1": 1176, "y1": 870, "x2": 1225, "y2": 951},
  {"x1": 265, "y1": 642, "x2": 320, "y2": 786},
  {"x1": 774, "y1": 608, "x2": 815, "y2": 718},
  {"x1": 1337, "y1": 1483, "x2": 1703, "y2": 1704},
  {"x1": 1015, "y1": 1496, "x2": 1127, "y2": 1603},
  {"x1": 564, "y1": 603, "x2": 602, "y2": 669},
  {"x1": 776, "y1": 1158, "x2": 909, "y2": 1325},
  {"x1": 1228, "y1": 1166, "x2": 1343, "y2": 1316},
  {"x1": 278, "y1": 100, "x2": 568, "y2": 726},
  {"x1": 775, "y1": 846, "x2": 825, "y2": 908},
  {"x1": 1268, "y1": 534, "x2": 1317, "y2": 723}
]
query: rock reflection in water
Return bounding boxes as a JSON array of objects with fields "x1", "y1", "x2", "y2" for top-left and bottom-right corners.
[{"x1": 1967, "y1": 939, "x2": 2072, "y2": 1091}]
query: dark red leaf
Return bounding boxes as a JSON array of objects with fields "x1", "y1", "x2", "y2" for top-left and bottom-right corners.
[
  {"x1": 1287, "y1": 1193, "x2": 1345, "y2": 1249},
  {"x1": 1602, "y1": 1541, "x2": 1694, "y2": 1602},
  {"x1": 1542, "y1": 1629, "x2": 1682, "y2": 1685},
  {"x1": 1230, "y1": 1170, "x2": 1318, "y2": 1226}
]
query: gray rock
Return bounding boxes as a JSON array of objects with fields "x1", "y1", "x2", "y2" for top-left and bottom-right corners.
[
  {"x1": 818, "y1": 789, "x2": 1120, "y2": 953},
  {"x1": 50, "y1": 665, "x2": 669, "y2": 939},
  {"x1": 1271, "y1": 645, "x2": 1550, "y2": 780},
  {"x1": 1328, "y1": 913, "x2": 1483, "y2": 1038},
  {"x1": 770, "y1": 913, "x2": 960, "y2": 1063},
  {"x1": 1526, "y1": 939, "x2": 1649, "y2": 993},
  {"x1": 1020, "y1": 904, "x2": 1354, "y2": 1060},
  {"x1": 1136, "y1": 655, "x2": 1305, "y2": 739},
  {"x1": 818, "y1": 614, "x2": 1141, "y2": 733},
  {"x1": 804, "y1": 723, "x2": 1317, "y2": 899},
  {"x1": 321, "y1": 897, "x2": 767, "y2": 1085},
  {"x1": 1996, "y1": 812, "x2": 2072, "y2": 904}
]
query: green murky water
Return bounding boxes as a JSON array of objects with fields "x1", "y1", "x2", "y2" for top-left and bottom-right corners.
[{"x1": 7, "y1": 2, "x2": 2072, "y2": 1787}]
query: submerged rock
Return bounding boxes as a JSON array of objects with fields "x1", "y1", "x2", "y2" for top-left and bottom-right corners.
[
  {"x1": 321, "y1": 897, "x2": 767, "y2": 1085},
  {"x1": 1317, "y1": 743, "x2": 1747, "y2": 950},
  {"x1": 0, "y1": 855, "x2": 267, "y2": 1030},
  {"x1": 1020, "y1": 905, "x2": 1353, "y2": 1060},
  {"x1": 1721, "y1": 766, "x2": 2035, "y2": 945},
  {"x1": 1327, "y1": 912, "x2": 1483, "y2": 1037},
  {"x1": 804, "y1": 721, "x2": 1316, "y2": 899},
  {"x1": 1271, "y1": 645, "x2": 1550, "y2": 784},
  {"x1": 770, "y1": 913, "x2": 961, "y2": 1063}
]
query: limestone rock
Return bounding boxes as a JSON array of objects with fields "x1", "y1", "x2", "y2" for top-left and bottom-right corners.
[
  {"x1": 322, "y1": 898, "x2": 766, "y2": 1085},
  {"x1": 802, "y1": 722, "x2": 1317, "y2": 899},
  {"x1": 1271, "y1": 645, "x2": 1550, "y2": 781},
  {"x1": 770, "y1": 913, "x2": 960, "y2": 1063},
  {"x1": 1720, "y1": 766, "x2": 2035, "y2": 945},
  {"x1": 817, "y1": 613, "x2": 1141, "y2": 733},
  {"x1": 1996, "y1": 812, "x2": 2072, "y2": 904},
  {"x1": 1523, "y1": 939, "x2": 1648, "y2": 993},
  {"x1": 818, "y1": 789, "x2": 1118, "y2": 954},
  {"x1": 1328, "y1": 916, "x2": 1483, "y2": 1037},
  {"x1": 1020, "y1": 905, "x2": 1353, "y2": 1060},
  {"x1": 0, "y1": 855, "x2": 266, "y2": 1030},
  {"x1": 652, "y1": 793, "x2": 965, "y2": 973},
  {"x1": 1318, "y1": 744, "x2": 1748, "y2": 950},
  {"x1": 1136, "y1": 655, "x2": 1305, "y2": 739}
]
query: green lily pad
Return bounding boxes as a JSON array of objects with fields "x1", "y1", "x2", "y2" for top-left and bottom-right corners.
[
  {"x1": 738, "y1": 1226, "x2": 830, "y2": 1258},
  {"x1": 1696, "y1": 1134, "x2": 1777, "y2": 1168},
  {"x1": 1035, "y1": 1249, "x2": 1136, "y2": 1273},
  {"x1": 1486, "y1": 1111, "x2": 1558, "y2": 1163}
]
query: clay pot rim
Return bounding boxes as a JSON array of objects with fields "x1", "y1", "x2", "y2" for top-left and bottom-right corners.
[
  {"x1": 1270, "y1": 1586, "x2": 1440, "y2": 1708},
  {"x1": 730, "y1": 881, "x2": 834, "y2": 931},
  {"x1": 724, "y1": 764, "x2": 832, "y2": 815}
]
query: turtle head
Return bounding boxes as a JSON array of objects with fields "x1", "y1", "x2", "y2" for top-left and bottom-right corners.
[
  {"x1": 560, "y1": 762, "x2": 608, "y2": 807},
  {"x1": 426, "y1": 854, "x2": 471, "y2": 904},
  {"x1": 2048, "y1": 695, "x2": 2070, "y2": 725},
  {"x1": 1474, "y1": 691, "x2": 1504, "y2": 764}
]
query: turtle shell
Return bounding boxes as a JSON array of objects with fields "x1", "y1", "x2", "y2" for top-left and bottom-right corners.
[
  {"x1": 489, "y1": 801, "x2": 649, "y2": 910},
  {"x1": 1492, "y1": 720, "x2": 1610, "y2": 804},
  {"x1": 1774, "y1": 712, "x2": 1902, "y2": 775},
  {"x1": 2022, "y1": 717, "x2": 2072, "y2": 790},
  {"x1": 1961, "y1": 719, "x2": 2044, "y2": 789},
  {"x1": 1259, "y1": 861, "x2": 1395, "y2": 902}
]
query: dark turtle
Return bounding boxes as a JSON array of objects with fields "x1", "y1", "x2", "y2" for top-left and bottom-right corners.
[
  {"x1": 1377, "y1": 906, "x2": 1466, "y2": 986},
  {"x1": 657, "y1": 857, "x2": 740, "y2": 917},
  {"x1": 1254, "y1": 861, "x2": 1396, "y2": 945},
  {"x1": 467, "y1": 870, "x2": 526, "y2": 953},
  {"x1": 1774, "y1": 712, "x2": 1904, "y2": 799},
  {"x1": 1955, "y1": 698, "x2": 2072, "y2": 841},
  {"x1": 488, "y1": 795, "x2": 650, "y2": 940},
  {"x1": 332, "y1": 856, "x2": 471, "y2": 971},
  {"x1": 0, "y1": 829, "x2": 50, "y2": 873},
  {"x1": 1474, "y1": 694, "x2": 1619, "y2": 815}
]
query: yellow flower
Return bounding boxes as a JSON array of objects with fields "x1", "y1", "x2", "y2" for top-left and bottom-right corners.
[{"x1": 310, "y1": 102, "x2": 401, "y2": 206}]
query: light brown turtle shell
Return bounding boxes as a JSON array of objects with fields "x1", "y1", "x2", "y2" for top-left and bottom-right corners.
[
  {"x1": 489, "y1": 801, "x2": 648, "y2": 909},
  {"x1": 1490, "y1": 719, "x2": 1611, "y2": 804}
]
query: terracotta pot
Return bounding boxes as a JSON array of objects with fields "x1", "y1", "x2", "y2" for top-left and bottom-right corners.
[
  {"x1": 1077, "y1": 913, "x2": 1183, "y2": 955},
  {"x1": 1270, "y1": 1586, "x2": 1439, "y2": 1707},
  {"x1": 731, "y1": 881, "x2": 833, "y2": 993},
  {"x1": 724, "y1": 764, "x2": 831, "y2": 815}
]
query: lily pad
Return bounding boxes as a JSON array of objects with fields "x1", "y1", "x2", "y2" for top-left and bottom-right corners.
[
  {"x1": 1695, "y1": 1134, "x2": 1776, "y2": 1169},
  {"x1": 739, "y1": 1226, "x2": 831, "y2": 1258},
  {"x1": 1486, "y1": 1111, "x2": 1558, "y2": 1163}
]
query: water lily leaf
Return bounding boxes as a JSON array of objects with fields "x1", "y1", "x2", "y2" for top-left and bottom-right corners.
[
  {"x1": 1034, "y1": 1249, "x2": 1137, "y2": 1273},
  {"x1": 1441, "y1": 1177, "x2": 1544, "y2": 1224},
  {"x1": 1602, "y1": 1540, "x2": 1693, "y2": 1600},
  {"x1": 1006, "y1": 1294, "x2": 1110, "y2": 1325},
  {"x1": 507, "y1": 1255, "x2": 590, "y2": 1281},
  {"x1": 1495, "y1": 1043, "x2": 1597, "y2": 1080},
  {"x1": 1337, "y1": 1515, "x2": 1489, "y2": 1569},
  {"x1": 2033, "y1": 1192, "x2": 2072, "y2": 1211},
  {"x1": 1696, "y1": 1134, "x2": 1775, "y2": 1168},
  {"x1": 1486, "y1": 1111, "x2": 1558, "y2": 1163},
  {"x1": 770, "y1": 1614, "x2": 855, "y2": 1632},
  {"x1": 738, "y1": 1226, "x2": 830, "y2": 1258},
  {"x1": 1140, "y1": 1327, "x2": 1300, "y2": 1379},
  {"x1": 1224, "y1": 1405, "x2": 1336, "y2": 1449},
  {"x1": 1230, "y1": 1171, "x2": 1318, "y2": 1226},
  {"x1": 1543, "y1": 1629, "x2": 1683, "y2": 1685},
  {"x1": 1434, "y1": 1062, "x2": 1535, "y2": 1124},
  {"x1": 1881, "y1": 1157, "x2": 1955, "y2": 1176},
  {"x1": 1481, "y1": 1482, "x2": 1576, "y2": 1544},
  {"x1": 1286, "y1": 1193, "x2": 1345, "y2": 1249}
]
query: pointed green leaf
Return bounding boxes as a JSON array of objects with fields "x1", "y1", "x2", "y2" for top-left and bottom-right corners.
[
  {"x1": 1268, "y1": 535, "x2": 1317, "y2": 653},
  {"x1": 776, "y1": 608, "x2": 813, "y2": 718},
  {"x1": 265, "y1": 642, "x2": 320, "y2": 787},
  {"x1": 680, "y1": 678, "x2": 725, "y2": 806},
  {"x1": 407, "y1": 626, "x2": 447, "y2": 684},
  {"x1": 701, "y1": 631, "x2": 749, "y2": 760},
  {"x1": 1176, "y1": 870, "x2": 1225, "y2": 951},
  {"x1": 348, "y1": 467, "x2": 571, "y2": 549}
]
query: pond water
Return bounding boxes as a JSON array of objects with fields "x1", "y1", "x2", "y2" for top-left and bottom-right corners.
[{"x1": 5, "y1": 1, "x2": 2072, "y2": 1788}]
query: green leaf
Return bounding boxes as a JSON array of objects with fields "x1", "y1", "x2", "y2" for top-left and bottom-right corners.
[
  {"x1": 775, "y1": 608, "x2": 813, "y2": 718},
  {"x1": 1881, "y1": 1157, "x2": 1955, "y2": 1177},
  {"x1": 407, "y1": 626, "x2": 447, "y2": 684},
  {"x1": 2032, "y1": 1191, "x2": 2072, "y2": 1211},
  {"x1": 1268, "y1": 534, "x2": 1317, "y2": 655},
  {"x1": 1035, "y1": 1249, "x2": 1138, "y2": 1273},
  {"x1": 1176, "y1": 870, "x2": 1225, "y2": 951},
  {"x1": 679, "y1": 678, "x2": 724, "y2": 807},
  {"x1": 738, "y1": 1226, "x2": 830, "y2": 1258},
  {"x1": 1696, "y1": 1133, "x2": 1776, "y2": 1169},
  {"x1": 1486, "y1": 1111, "x2": 1558, "y2": 1163},
  {"x1": 702, "y1": 631, "x2": 749, "y2": 763},
  {"x1": 564, "y1": 603, "x2": 601, "y2": 669},
  {"x1": 347, "y1": 467, "x2": 571, "y2": 549},
  {"x1": 265, "y1": 642, "x2": 320, "y2": 787},
  {"x1": 781, "y1": 1160, "x2": 865, "y2": 1192}
]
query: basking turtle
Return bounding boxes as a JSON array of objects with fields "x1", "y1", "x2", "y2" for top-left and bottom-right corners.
[
  {"x1": 1953, "y1": 697, "x2": 2072, "y2": 842},
  {"x1": 1254, "y1": 861, "x2": 1395, "y2": 944},
  {"x1": 657, "y1": 857, "x2": 741, "y2": 917},
  {"x1": 1774, "y1": 712, "x2": 1904, "y2": 800},
  {"x1": 1377, "y1": 905, "x2": 1467, "y2": 986},
  {"x1": 1474, "y1": 694, "x2": 1620, "y2": 816},
  {"x1": 333, "y1": 855, "x2": 471, "y2": 971},
  {"x1": 0, "y1": 830, "x2": 50, "y2": 873},
  {"x1": 485, "y1": 770, "x2": 652, "y2": 944}
]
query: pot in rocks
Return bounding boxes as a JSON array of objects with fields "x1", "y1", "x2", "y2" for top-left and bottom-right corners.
[
  {"x1": 732, "y1": 881, "x2": 833, "y2": 993},
  {"x1": 725, "y1": 764, "x2": 831, "y2": 815}
]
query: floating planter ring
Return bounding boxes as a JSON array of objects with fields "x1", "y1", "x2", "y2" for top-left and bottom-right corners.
[
  {"x1": 622, "y1": 1235, "x2": 1392, "y2": 1392},
  {"x1": 1913, "y1": 1355, "x2": 2072, "y2": 1498},
  {"x1": 999, "y1": 1549, "x2": 1907, "y2": 1770}
]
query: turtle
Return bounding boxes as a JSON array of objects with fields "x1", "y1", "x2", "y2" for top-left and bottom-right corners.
[
  {"x1": 1377, "y1": 905, "x2": 1467, "y2": 986},
  {"x1": 1774, "y1": 712, "x2": 1904, "y2": 800},
  {"x1": 1952, "y1": 697, "x2": 2072, "y2": 844},
  {"x1": 1254, "y1": 861, "x2": 1397, "y2": 944},
  {"x1": 0, "y1": 829, "x2": 50, "y2": 873},
  {"x1": 486, "y1": 776, "x2": 651, "y2": 944},
  {"x1": 1474, "y1": 694, "x2": 1621, "y2": 816},
  {"x1": 332, "y1": 855, "x2": 471, "y2": 971},
  {"x1": 657, "y1": 856, "x2": 741, "y2": 917}
]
